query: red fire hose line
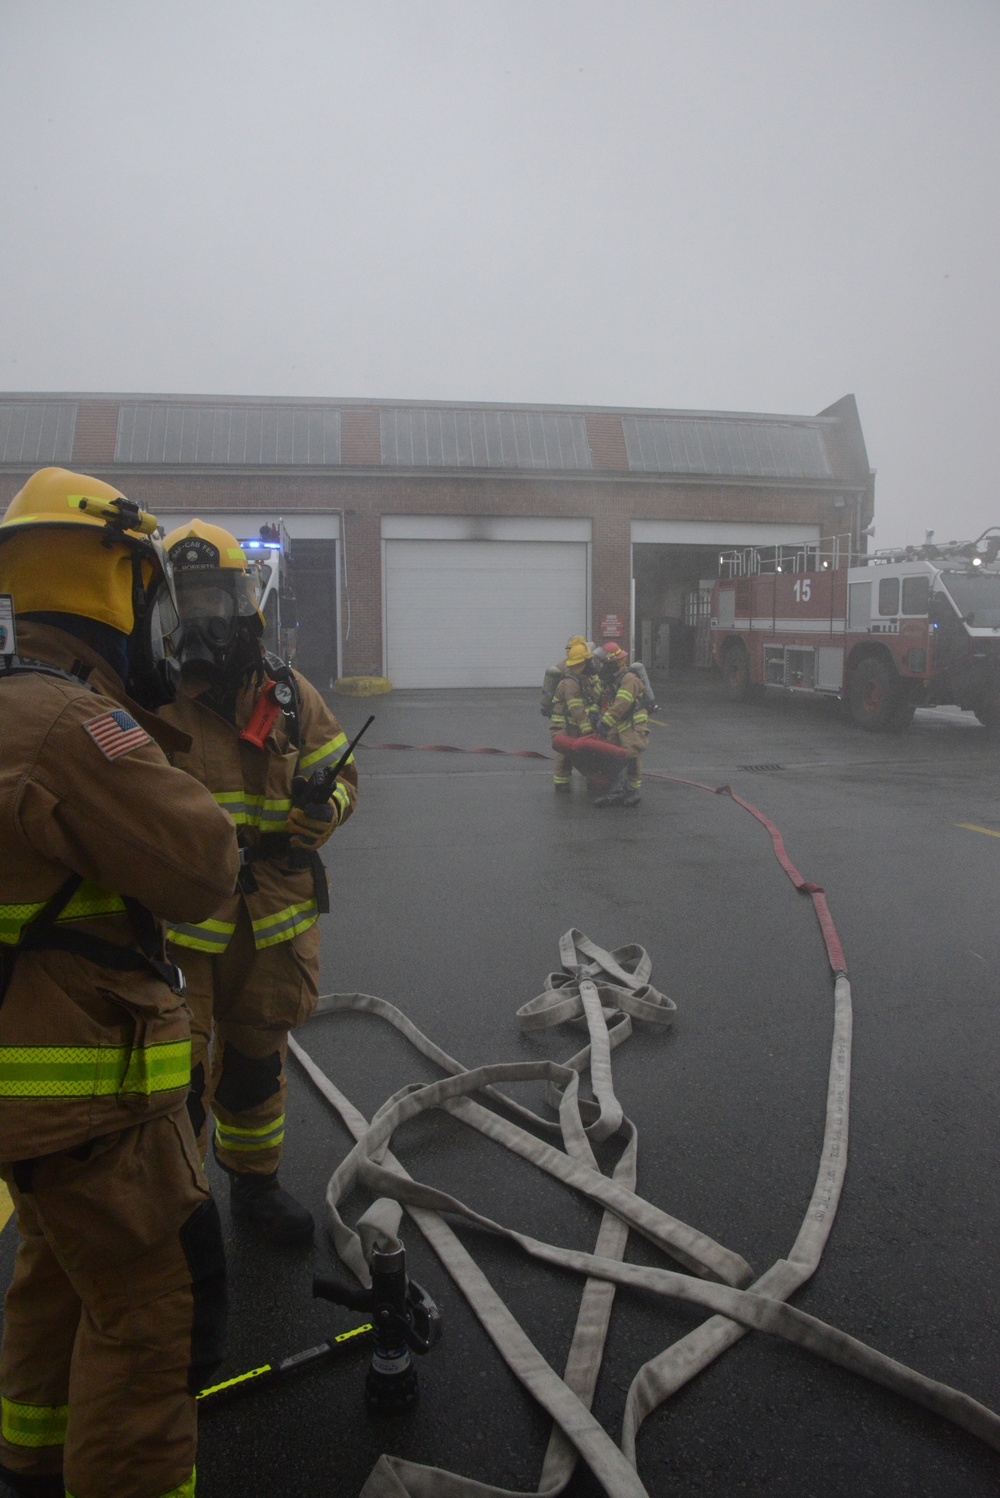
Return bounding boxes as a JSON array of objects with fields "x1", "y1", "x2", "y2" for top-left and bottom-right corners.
[{"x1": 645, "y1": 770, "x2": 847, "y2": 977}]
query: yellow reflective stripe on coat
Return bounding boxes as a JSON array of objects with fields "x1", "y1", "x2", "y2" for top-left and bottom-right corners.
[
  {"x1": 602, "y1": 685, "x2": 641, "y2": 728},
  {"x1": 0, "y1": 1040, "x2": 190, "y2": 1099},
  {"x1": 1, "y1": 1395, "x2": 68, "y2": 1448},
  {"x1": 0, "y1": 880, "x2": 126, "y2": 946},
  {"x1": 300, "y1": 731, "x2": 351, "y2": 772},
  {"x1": 332, "y1": 782, "x2": 351, "y2": 820},
  {"x1": 157, "y1": 1466, "x2": 197, "y2": 1498},
  {"x1": 166, "y1": 917, "x2": 236, "y2": 953},
  {"x1": 251, "y1": 900, "x2": 317, "y2": 950},
  {"x1": 211, "y1": 791, "x2": 292, "y2": 830},
  {"x1": 68, "y1": 1471, "x2": 195, "y2": 1498},
  {"x1": 215, "y1": 1114, "x2": 286, "y2": 1152}
]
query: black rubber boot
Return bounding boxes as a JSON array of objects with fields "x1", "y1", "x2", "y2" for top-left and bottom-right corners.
[
  {"x1": 554, "y1": 781, "x2": 571, "y2": 793},
  {"x1": 623, "y1": 788, "x2": 642, "y2": 808},
  {"x1": 229, "y1": 1171, "x2": 314, "y2": 1247},
  {"x1": 0, "y1": 1465, "x2": 65, "y2": 1498},
  {"x1": 593, "y1": 768, "x2": 629, "y2": 808}
]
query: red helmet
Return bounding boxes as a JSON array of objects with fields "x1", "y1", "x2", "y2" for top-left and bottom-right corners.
[{"x1": 602, "y1": 642, "x2": 627, "y2": 664}]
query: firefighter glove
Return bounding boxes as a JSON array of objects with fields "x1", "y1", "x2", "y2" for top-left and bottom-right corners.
[
  {"x1": 288, "y1": 800, "x2": 338, "y2": 850},
  {"x1": 595, "y1": 721, "x2": 611, "y2": 741}
]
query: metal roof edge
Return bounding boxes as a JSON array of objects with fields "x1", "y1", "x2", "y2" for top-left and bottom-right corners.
[
  {"x1": 0, "y1": 392, "x2": 852, "y2": 426},
  {"x1": 0, "y1": 460, "x2": 863, "y2": 493}
]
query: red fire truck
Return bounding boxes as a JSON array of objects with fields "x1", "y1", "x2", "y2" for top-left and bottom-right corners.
[{"x1": 710, "y1": 531, "x2": 1000, "y2": 731}]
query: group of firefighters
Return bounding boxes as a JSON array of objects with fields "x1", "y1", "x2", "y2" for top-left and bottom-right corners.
[
  {"x1": 549, "y1": 636, "x2": 650, "y2": 807},
  {"x1": 0, "y1": 468, "x2": 357, "y2": 1497},
  {"x1": 0, "y1": 466, "x2": 653, "y2": 1498}
]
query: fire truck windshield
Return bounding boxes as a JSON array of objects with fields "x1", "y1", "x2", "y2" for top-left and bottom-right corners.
[{"x1": 939, "y1": 573, "x2": 1000, "y2": 629}]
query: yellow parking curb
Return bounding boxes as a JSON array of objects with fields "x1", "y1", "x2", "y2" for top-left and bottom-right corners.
[{"x1": 333, "y1": 676, "x2": 392, "y2": 697}]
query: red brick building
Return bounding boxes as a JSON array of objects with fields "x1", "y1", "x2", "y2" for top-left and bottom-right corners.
[{"x1": 0, "y1": 393, "x2": 873, "y2": 688}]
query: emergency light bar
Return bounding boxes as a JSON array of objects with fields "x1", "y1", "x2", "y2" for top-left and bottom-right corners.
[{"x1": 872, "y1": 529, "x2": 1000, "y2": 567}]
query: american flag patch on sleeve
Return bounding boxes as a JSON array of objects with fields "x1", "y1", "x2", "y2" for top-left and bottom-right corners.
[{"x1": 83, "y1": 709, "x2": 152, "y2": 761}]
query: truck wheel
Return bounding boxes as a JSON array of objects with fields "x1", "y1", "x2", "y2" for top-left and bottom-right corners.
[
  {"x1": 887, "y1": 699, "x2": 916, "y2": 732},
  {"x1": 723, "y1": 643, "x2": 759, "y2": 702},
  {"x1": 974, "y1": 692, "x2": 1000, "y2": 731},
  {"x1": 847, "y1": 658, "x2": 908, "y2": 732}
]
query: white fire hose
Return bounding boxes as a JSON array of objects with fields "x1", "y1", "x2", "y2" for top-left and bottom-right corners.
[{"x1": 288, "y1": 915, "x2": 1000, "y2": 1497}]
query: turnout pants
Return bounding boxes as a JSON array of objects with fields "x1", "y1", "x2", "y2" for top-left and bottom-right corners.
[
  {"x1": 616, "y1": 725, "x2": 650, "y2": 789},
  {"x1": 184, "y1": 905, "x2": 320, "y2": 1176},
  {"x1": 0, "y1": 1111, "x2": 225, "y2": 1498},
  {"x1": 552, "y1": 749, "x2": 573, "y2": 786},
  {"x1": 551, "y1": 733, "x2": 588, "y2": 787}
]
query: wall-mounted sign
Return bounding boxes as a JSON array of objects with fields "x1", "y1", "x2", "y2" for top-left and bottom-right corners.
[{"x1": 599, "y1": 613, "x2": 625, "y2": 639}]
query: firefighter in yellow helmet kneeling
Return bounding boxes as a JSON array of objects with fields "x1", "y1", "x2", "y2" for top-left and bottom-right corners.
[
  {"x1": 593, "y1": 642, "x2": 649, "y2": 808},
  {"x1": 158, "y1": 521, "x2": 359, "y2": 1247},
  {"x1": 0, "y1": 470, "x2": 240, "y2": 1498}
]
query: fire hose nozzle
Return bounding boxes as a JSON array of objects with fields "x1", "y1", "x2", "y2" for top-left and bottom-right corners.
[{"x1": 313, "y1": 1244, "x2": 442, "y2": 1415}]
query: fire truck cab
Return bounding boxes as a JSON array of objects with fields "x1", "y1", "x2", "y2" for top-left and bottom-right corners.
[
  {"x1": 710, "y1": 531, "x2": 1000, "y2": 731},
  {"x1": 240, "y1": 524, "x2": 298, "y2": 665}
]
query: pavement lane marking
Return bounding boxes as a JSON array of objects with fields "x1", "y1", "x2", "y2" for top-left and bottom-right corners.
[
  {"x1": 958, "y1": 823, "x2": 1000, "y2": 838},
  {"x1": 0, "y1": 1180, "x2": 13, "y2": 1231}
]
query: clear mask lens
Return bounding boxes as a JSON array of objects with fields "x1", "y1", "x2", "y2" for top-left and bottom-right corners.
[{"x1": 175, "y1": 568, "x2": 259, "y2": 622}]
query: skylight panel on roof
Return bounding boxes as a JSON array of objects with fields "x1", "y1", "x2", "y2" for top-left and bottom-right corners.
[
  {"x1": 380, "y1": 408, "x2": 591, "y2": 470},
  {"x1": 114, "y1": 404, "x2": 341, "y2": 464},
  {"x1": 622, "y1": 416, "x2": 831, "y2": 479},
  {"x1": 0, "y1": 402, "x2": 76, "y2": 464}
]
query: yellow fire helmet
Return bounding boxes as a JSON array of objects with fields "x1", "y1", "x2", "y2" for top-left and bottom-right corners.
[
  {"x1": 0, "y1": 466, "x2": 164, "y2": 632},
  {"x1": 0, "y1": 467, "x2": 180, "y2": 706},
  {"x1": 164, "y1": 520, "x2": 266, "y2": 677},
  {"x1": 565, "y1": 640, "x2": 591, "y2": 668},
  {"x1": 164, "y1": 520, "x2": 265, "y2": 626}
]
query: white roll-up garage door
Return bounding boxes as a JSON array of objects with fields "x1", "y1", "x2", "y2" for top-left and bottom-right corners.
[{"x1": 384, "y1": 525, "x2": 590, "y2": 687}]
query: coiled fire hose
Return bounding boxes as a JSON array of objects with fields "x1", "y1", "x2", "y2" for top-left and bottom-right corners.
[{"x1": 288, "y1": 775, "x2": 1000, "y2": 1497}]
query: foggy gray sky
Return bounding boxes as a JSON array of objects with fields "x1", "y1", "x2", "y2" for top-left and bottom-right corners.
[{"x1": 2, "y1": 0, "x2": 998, "y2": 546}]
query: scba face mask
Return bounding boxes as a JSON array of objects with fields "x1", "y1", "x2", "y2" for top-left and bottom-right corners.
[
  {"x1": 173, "y1": 567, "x2": 263, "y2": 679},
  {"x1": 129, "y1": 559, "x2": 182, "y2": 709}
]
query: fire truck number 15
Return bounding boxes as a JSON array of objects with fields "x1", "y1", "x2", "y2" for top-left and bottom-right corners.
[{"x1": 793, "y1": 578, "x2": 811, "y2": 602}]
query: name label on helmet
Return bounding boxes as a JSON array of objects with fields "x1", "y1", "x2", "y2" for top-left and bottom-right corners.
[
  {"x1": 172, "y1": 536, "x2": 223, "y2": 569},
  {"x1": 0, "y1": 595, "x2": 15, "y2": 658}
]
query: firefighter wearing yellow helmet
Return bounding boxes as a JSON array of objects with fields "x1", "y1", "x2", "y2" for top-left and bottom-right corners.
[
  {"x1": 549, "y1": 638, "x2": 599, "y2": 791},
  {"x1": 0, "y1": 470, "x2": 240, "y2": 1498},
  {"x1": 158, "y1": 520, "x2": 359, "y2": 1247},
  {"x1": 593, "y1": 641, "x2": 650, "y2": 808}
]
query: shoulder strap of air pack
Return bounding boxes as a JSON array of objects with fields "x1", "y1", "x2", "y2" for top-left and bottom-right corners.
[
  {"x1": 259, "y1": 651, "x2": 329, "y2": 916},
  {"x1": 0, "y1": 657, "x2": 96, "y2": 691}
]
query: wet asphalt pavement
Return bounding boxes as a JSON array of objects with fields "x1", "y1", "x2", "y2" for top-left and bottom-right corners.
[{"x1": 4, "y1": 674, "x2": 999, "y2": 1497}]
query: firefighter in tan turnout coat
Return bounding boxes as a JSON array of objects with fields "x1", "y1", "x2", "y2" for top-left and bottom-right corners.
[
  {"x1": 159, "y1": 522, "x2": 358, "y2": 1247},
  {"x1": 594, "y1": 642, "x2": 650, "y2": 808},
  {"x1": 549, "y1": 638, "x2": 599, "y2": 790},
  {"x1": 0, "y1": 470, "x2": 239, "y2": 1498}
]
